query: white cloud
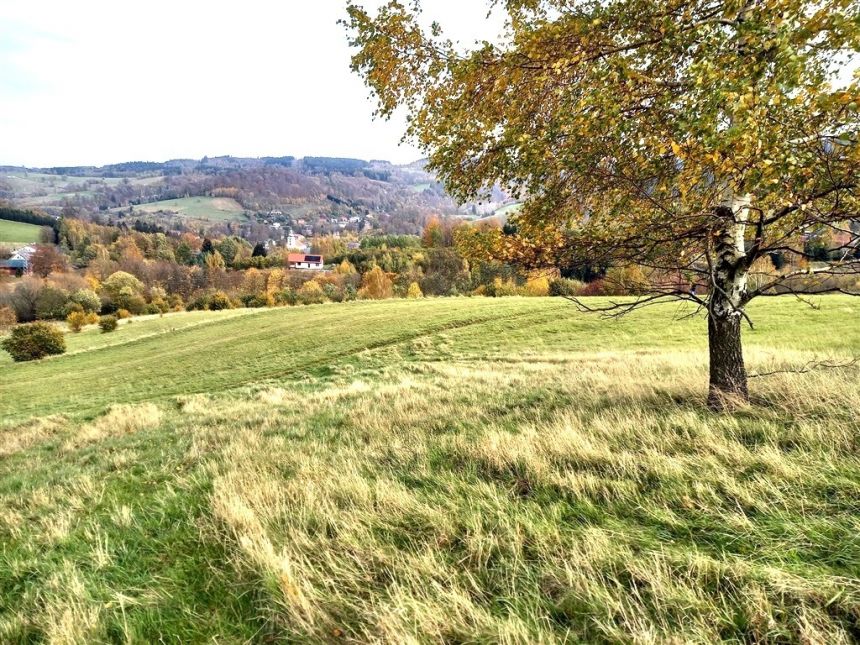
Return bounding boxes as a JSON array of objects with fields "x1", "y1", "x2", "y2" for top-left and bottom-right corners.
[{"x1": 0, "y1": 0, "x2": 505, "y2": 167}]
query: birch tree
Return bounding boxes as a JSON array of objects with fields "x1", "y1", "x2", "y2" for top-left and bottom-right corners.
[{"x1": 345, "y1": 0, "x2": 860, "y2": 408}]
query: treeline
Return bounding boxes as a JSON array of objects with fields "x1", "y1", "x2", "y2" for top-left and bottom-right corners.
[{"x1": 0, "y1": 206, "x2": 57, "y2": 229}]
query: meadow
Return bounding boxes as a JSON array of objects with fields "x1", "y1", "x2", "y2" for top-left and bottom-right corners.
[
  {"x1": 1, "y1": 296, "x2": 858, "y2": 643},
  {"x1": 126, "y1": 196, "x2": 248, "y2": 223},
  {"x1": 0, "y1": 218, "x2": 44, "y2": 244}
]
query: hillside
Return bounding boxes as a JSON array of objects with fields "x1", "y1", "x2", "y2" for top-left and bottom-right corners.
[
  {"x1": 0, "y1": 157, "x2": 483, "y2": 239},
  {"x1": 1, "y1": 296, "x2": 859, "y2": 642},
  {"x1": 124, "y1": 196, "x2": 248, "y2": 224},
  {"x1": 0, "y1": 218, "x2": 43, "y2": 244}
]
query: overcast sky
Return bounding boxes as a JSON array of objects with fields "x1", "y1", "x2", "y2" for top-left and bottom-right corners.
[{"x1": 0, "y1": 1, "x2": 504, "y2": 167}]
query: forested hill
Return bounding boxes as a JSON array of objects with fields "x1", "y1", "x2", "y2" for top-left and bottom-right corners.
[{"x1": 0, "y1": 156, "x2": 513, "y2": 239}]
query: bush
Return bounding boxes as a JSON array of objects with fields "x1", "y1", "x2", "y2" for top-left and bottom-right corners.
[
  {"x1": 63, "y1": 302, "x2": 85, "y2": 317},
  {"x1": 322, "y1": 283, "x2": 344, "y2": 303},
  {"x1": 66, "y1": 311, "x2": 89, "y2": 332},
  {"x1": 70, "y1": 288, "x2": 101, "y2": 313},
  {"x1": 0, "y1": 306, "x2": 16, "y2": 331},
  {"x1": 488, "y1": 278, "x2": 519, "y2": 297},
  {"x1": 99, "y1": 315, "x2": 118, "y2": 333},
  {"x1": 407, "y1": 282, "x2": 424, "y2": 299},
  {"x1": 358, "y1": 266, "x2": 394, "y2": 300},
  {"x1": 1, "y1": 322, "x2": 66, "y2": 362},
  {"x1": 298, "y1": 280, "x2": 326, "y2": 305},
  {"x1": 549, "y1": 278, "x2": 586, "y2": 297},
  {"x1": 35, "y1": 286, "x2": 70, "y2": 320},
  {"x1": 209, "y1": 291, "x2": 234, "y2": 311},
  {"x1": 116, "y1": 309, "x2": 132, "y2": 319},
  {"x1": 579, "y1": 280, "x2": 608, "y2": 296},
  {"x1": 522, "y1": 276, "x2": 551, "y2": 297}
]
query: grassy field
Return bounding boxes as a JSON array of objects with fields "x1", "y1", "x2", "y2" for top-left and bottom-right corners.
[
  {"x1": 128, "y1": 196, "x2": 247, "y2": 222},
  {"x1": 0, "y1": 218, "x2": 43, "y2": 244},
  {"x1": 1, "y1": 296, "x2": 858, "y2": 642}
]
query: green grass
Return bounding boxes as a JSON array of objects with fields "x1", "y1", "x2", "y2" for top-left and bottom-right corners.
[
  {"x1": 128, "y1": 196, "x2": 247, "y2": 222},
  {"x1": 1, "y1": 296, "x2": 859, "y2": 642},
  {"x1": 0, "y1": 218, "x2": 43, "y2": 244}
]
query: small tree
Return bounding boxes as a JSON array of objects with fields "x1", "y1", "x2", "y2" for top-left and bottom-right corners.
[
  {"x1": 66, "y1": 310, "x2": 88, "y2": 332},
  {"x1": 358, "y1": 266, "x2": 394, "y2": 300},
  {"x1": 1, "y1": 322, "x2": 66, "y2": 361},
  {"x1": 406, "y1": 282, "x2": 424, "y2": 299},
  {"x1": 298, "y1": 280, "x2": 326, "y2": 305},
  {"x1": 29, "y1": 245, "x2": 67, "y2": 278},
  {"x1": 69, "y1": 288, "x2": 101, "y2": 313},
  {"x1": 346, "y1": 0, "x2": 860, "y2": 409},
  {"x1": 99, "y1": 315, "x2": 118, "y2": 333},
  {"x1": 209, "y1": 291, "x2": 234, "y2": 311}
]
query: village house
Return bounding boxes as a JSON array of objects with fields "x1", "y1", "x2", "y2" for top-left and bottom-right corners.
[
  {"x1": 287, "y1": 253, "x2": 324, "y2": 270},
  {"x1": 0, "y1": 245, "x2": 36, "y2": 276}
]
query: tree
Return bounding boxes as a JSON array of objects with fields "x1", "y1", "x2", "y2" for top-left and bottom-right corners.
[
  {"x1": 252, "y1": 242, "x2": 268, "y2": 258},
  {"x1": 1, "y1": 322, "x2": 66, "y2": 361},
  {"x1": 358, "y1": 266, "x2": 394, "y2": 300},
  {"x1": 346, "y1": 0, "x2": 860, "y2": 408},
  {"x1": 407, "y1": 281, "x2": 424, "y2": 299},
  {"x1": 29, "y1": 245, "x2": 67, "y2": 278},
  {"x1": 99, "y1": 315, "x2": 118, "y2": 333},
  {"x1": 102, "y1": 271, "x2": 144, "y2": 300},
  {"x1": 204, "y1": 250, "x2": 226, "y2": 270}
]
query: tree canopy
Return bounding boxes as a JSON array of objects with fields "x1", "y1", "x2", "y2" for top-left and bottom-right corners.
[{"x1": 346, "y1": 0, "x2": 860, "y2": 407}]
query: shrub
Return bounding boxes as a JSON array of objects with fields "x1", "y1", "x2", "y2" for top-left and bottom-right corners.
[
  {"x1": 69, "y1": 288, "x2": 101, "y2": 313},
  {"x1": 488, "y1": 278, "x2": 519, "y2": 297},
  {"x1": 1, "y1": 322, "x2": 66, "y2": 362},
  {"x1": 298, "y1": 280, "x2": 326, "y2": 305},
  {"x1": 278, "y1": 289, "x2": 299, "y2": 306},
  {"x1": 99, "y1": 315, "x2": 118, "y2": 333},
  {"x1": 209, "y1": 291, "x2": 234, "y2": 311},
  {"x1": 523, "y1": 276, "x2": 551, "y2": 297},
  {"x1": 579, "y1": 280, "x2": 608, "y2": 296},
  {"x1": 604, "y1": 264, "x2": 648, "y2": 295},
  {"x1": 66, "y1": 311, "x2": 89, "y2": 332},
  {"x1": 35, "y1": 286, "x2": 70, "y2": 320},
  {"x1": 322, "y1": 283, "x2": 344, "y2": 303},
  {"x1": 116, "y1": 309, "x2": 132, "y2": 320},
  {"x1": 549, "y1": 278, "x2": 586, "y2": 297},
  {"x1": 63, "y1": 302, "x2": 85, "y2": 317},
  {"x1": 0, "y1": 306, "x2": 16, "y2": 331},
  {"x1": 407, "y1": 282, "x2": 424, "y2": 299},
  {"x1": 358, "y1": 266, "x2": 394, "y2": 300}
]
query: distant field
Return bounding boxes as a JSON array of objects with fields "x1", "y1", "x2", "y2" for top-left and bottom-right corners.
[
  {"x1": 2, "y1": 171, "x2": 164, "y2": 207},
  {"x1": 1, "y1": 296, "x2": 858, "y2": 642},
  {"x1": 129, "y1": 196, "x2": 247, "y2": 222},
  {"x1": 0, "y1": 218, "x2": 43, "y2": 243}
]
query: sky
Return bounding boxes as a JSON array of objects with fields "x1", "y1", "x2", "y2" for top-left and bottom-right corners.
[{"x1": 0, "y1": 1, "x2": 504, "y2": 168}]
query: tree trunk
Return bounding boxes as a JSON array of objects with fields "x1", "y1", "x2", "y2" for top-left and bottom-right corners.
[{"x1": 707, "y1": 311, "x2": 748, "y2": 410}]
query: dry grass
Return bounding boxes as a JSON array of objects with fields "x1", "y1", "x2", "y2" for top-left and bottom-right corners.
[
  {"x1": 1, "y1": 298, "x2": 858, "y2": 642},
  {"x1": 202, "y1": 352, "x2": 860, "y2": 643},
  {"x1": 63, "y1": 403, "x2": 162, "y2": 451}
]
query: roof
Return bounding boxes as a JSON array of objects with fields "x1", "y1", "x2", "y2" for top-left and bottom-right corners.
[
  {"x1": 288, "y1": 253, "x2": 323, "y2": 263},
  {"x1": 0, "y1": 258, "x2": 27, "y2": 269}
]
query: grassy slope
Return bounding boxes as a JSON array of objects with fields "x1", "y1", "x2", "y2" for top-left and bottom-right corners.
[
  {"x1": 1, "y1": 296, "x2": 859, "y2": 642},
  {"x1": 128, "y1": 196, "x2": 246, "y2": 222},
  {"x1": 0, "y1": 218, "x2": 43, "y2": 244}
]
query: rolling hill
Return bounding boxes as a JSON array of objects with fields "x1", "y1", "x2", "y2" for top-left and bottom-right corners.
[{"x1": 1, "y1": 296, "x2": 859, "y2": 642}]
